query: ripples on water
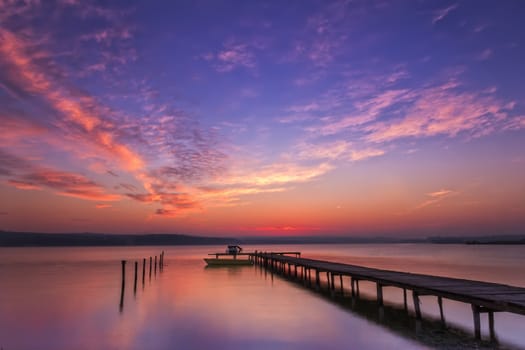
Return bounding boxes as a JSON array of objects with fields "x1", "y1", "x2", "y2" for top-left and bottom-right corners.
[{"x1": 0, "y1": 244, "x2": 524, "y2": 350}]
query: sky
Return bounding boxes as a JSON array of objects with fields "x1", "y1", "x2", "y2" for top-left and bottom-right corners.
[{"x1": 0, "y1": 0, "x2": 524, "y2": 237}]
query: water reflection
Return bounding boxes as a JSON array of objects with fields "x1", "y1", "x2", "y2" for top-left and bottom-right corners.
[{"x1": 0, "y1": 245, "x2": 524, "y2": 350}]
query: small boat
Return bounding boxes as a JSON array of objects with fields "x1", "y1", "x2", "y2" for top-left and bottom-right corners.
[{"x1": 204, "y1": 245, "x2": 254, "y2": 266}]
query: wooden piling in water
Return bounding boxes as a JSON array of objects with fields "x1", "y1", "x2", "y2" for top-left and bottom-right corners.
[
  {"x1": 120, "y1": 260, "x2": 126, "y2": 312},
  {"x1": 413, "y1": 291, "x2": 422, "y2": 320},
  {"x1": 142, "y1": 258, "x2": 146, "y2": 285},
  {"x1": 154, "y1": 255, "x2": 157, "y2": 274},
  {"x1": 133, "y1": 261, "x2": 138, "y2": 294},
  {"x1": 377, "y1": 283, "x2": 383, "y2": 306},
  {"x1": 403, "y1": 288, "x2": 408, "y2": 311},
  {"x1": 121, "y1": 260, "x2": 126, "y2": 284},
  {"x1": 149, "y1": 256, "x2": 152, "y2": 279},
  {"x1": 438, "y1": 296, "x2": 445, "y2": 325},
  {"x1": 472, "y1": 304, "x2": 481, "y2": 339},
  {"x1": 488, "y1": 311, "x2": 496, "y2": 341}
]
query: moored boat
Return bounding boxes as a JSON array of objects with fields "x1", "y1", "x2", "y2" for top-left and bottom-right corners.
[{"x1": 204, "y1": 245, "x2": 254, "y2": 266}]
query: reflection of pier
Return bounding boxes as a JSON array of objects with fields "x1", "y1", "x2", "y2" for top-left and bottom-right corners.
[
  {"x1": 119, "y1": 251, "x2": 165, "y2": 312},
  {"x1": 250, "y1": 252, "x2": 525, "y2": 343}
]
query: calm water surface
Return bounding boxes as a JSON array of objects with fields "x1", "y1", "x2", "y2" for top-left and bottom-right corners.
[{"x1": 0, "y1": 244, "x2": 524, "y2": 350}]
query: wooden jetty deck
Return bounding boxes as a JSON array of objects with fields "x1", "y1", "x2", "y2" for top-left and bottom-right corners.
[{"x1": 249, "y1": 251, "x2": 525, "y2": 341}]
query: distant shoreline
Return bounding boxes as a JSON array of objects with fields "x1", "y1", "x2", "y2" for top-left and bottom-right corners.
[{"x1": 1, "y1": 231, "x2": 524, "y2": 247}]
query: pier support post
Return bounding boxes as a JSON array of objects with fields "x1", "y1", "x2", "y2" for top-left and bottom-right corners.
[
  {"x1": 339, "y1": 275, "x2": 344, "y2": 296},
  {"x1": 413, "y1": 291, "x2": 422, "y2": 320},
  {"x1": 330, "y1": 273, "x2": 336, "y2": 297},
  {"x1": 315, "y1": 270, "x2": 320, "y2": 291},
  {"x1": 154, "y1": 256, "x2": 157, "y2": 274},
  {"x1": 294, "y1": 265, "x2": 298, "y2": 279},
  {"x1": 488, "y1": 311, "x2": 496, "y2": 341},
  {"x1": 149, "y1": 256, "x2": 152, "y2": 279},
  {"x1": 377, "y1": 283, "x2": 383, "y2": 306},
  {"x1": 351, "y1": 277, "x2": 355, "y2": 297},
  {"x1": 438, "y1": 296, "x2": 445, "y2": 326},
  {"x1": 472, "y1": 304, "x2": 481, "y2": 339},
  {"x1": 403, "y1": 288, "x2": 408, "y2": 311},
  {"x1": 326, "y1": 272, "x2": 330, "y2": 292}
]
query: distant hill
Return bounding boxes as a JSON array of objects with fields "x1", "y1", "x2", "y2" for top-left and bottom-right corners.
[
  {"x1": 0, "y1": 231, "x2": 238, "y2": 247},
  {"x1": 1, "y1": 231, "x2": 524, "y2": 247}
]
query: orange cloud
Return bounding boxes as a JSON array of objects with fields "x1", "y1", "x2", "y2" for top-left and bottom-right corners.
[
  {"x1": 0, "y1": 28, "x2": 144, "y2": 172},
  {"x1": 414, "y1": 189, "x2": 458, "y2": 210}
]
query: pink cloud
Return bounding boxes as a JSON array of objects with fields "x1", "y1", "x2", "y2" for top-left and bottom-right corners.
[
  {"x1": 432, "y1": 4, "x2": 458, "y2": 24},
  {"x1": 318, "y1": 89, "x2": 411, "y2": 135},
  {"x1": 364, "y1": 81, "x2": 511, "y2": 143},
  {"x1": 214, "y1": 42, "x2": 256, "y2": 72}
]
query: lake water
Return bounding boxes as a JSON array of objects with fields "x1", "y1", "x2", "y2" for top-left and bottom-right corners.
[{"x1": 0, "y1": 244, "x2": 524, "y2": 350}]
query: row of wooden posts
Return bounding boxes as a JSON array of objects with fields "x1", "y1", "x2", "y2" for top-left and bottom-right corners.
[
  {"x1": 250, "y1": 252, "x2": 495, "y2": 342},
  {"x1": 119, "y1": 251, "x2": 165, "y2": 312}
]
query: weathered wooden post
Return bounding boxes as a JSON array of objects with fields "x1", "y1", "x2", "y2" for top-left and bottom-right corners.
[
  {"x1": 133, "y1": 261, "x2": 138, "y2": 295},
  {"x1": 119, "y1": 260, "x2": 126, "y2": 312},
  {"x1": 154, "y1": 255, "x2": 157, "y2": 274},
  {"x1": 142, "y1": 258, "x2": 146, "y2": 285},
  {"x1": 149, "y1": 256, "x2": 152, "y2": 279},
  {"x1": 315, "y1": 270, "x2": 320, "y2": 291},
  {"x1": 121, "y1": 260, "x2": 126, "y2": 284},
  {"x1": 339, "y1": 275, "x2": 344, "y2": 296},
  {"x1": 403, "y1": 288, "x2": 408, "y2": 311}
]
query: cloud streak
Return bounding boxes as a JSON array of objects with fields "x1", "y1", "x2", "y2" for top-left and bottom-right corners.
[{"x1": 432, "y1": 4, "x2": 458, "y2": 24}]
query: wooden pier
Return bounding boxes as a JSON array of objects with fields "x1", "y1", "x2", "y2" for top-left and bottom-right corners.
[{"x1": 249, "y1": 251, "x2": 525, "y2": 341}]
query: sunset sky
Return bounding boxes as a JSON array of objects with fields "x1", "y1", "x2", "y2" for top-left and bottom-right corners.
[{"x1": 1, "y1": 0, "x2": 524, "y2": 236}]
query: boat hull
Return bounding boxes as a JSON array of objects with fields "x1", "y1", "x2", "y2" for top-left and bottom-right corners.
[{"x1": 204, "y1": 258, "x2": 253, "y2": 266}]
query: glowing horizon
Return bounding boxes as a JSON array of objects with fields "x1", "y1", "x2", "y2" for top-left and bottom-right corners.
[{"x1": 1, "y1": 1, "x2": 524, "y2": 236}]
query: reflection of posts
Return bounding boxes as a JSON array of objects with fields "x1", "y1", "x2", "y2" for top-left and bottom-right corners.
[{"x1": 120, "y1": 260, "x2": 126, "y2": 313}]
